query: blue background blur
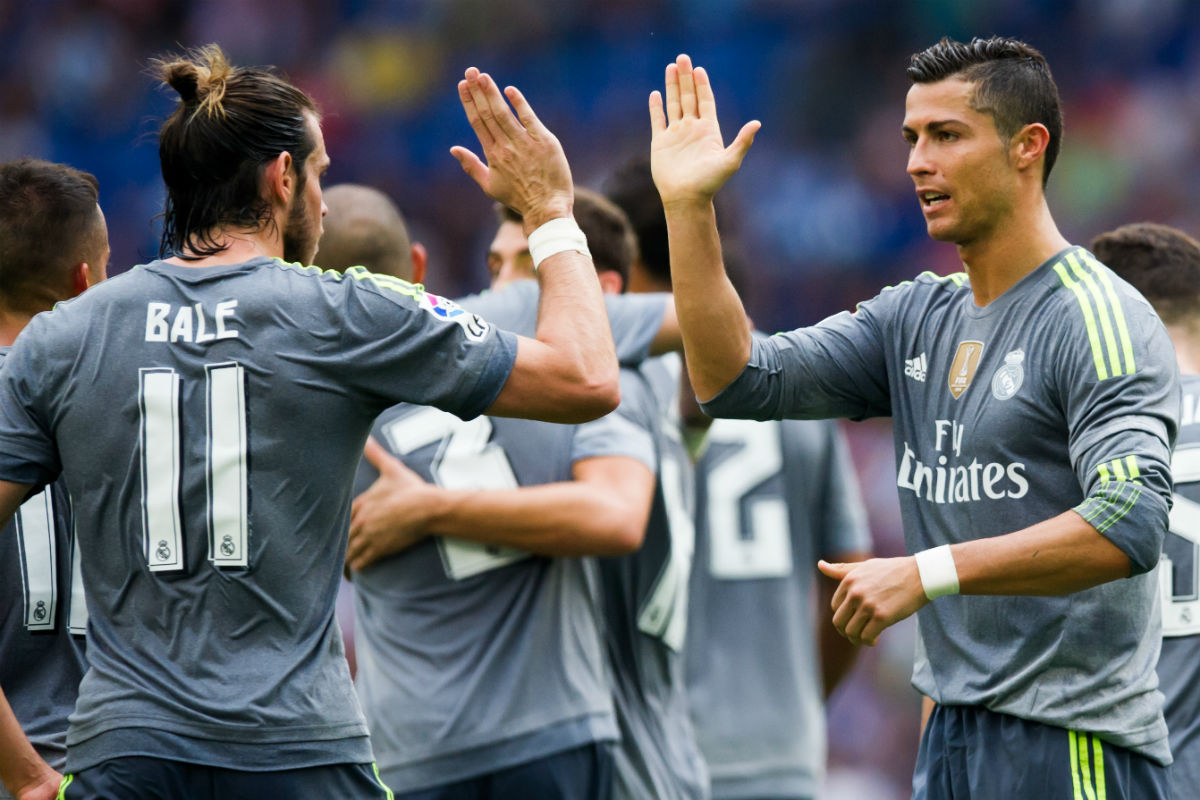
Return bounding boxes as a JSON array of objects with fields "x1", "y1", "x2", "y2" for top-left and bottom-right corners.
[{"x1": 8, "y1": 1, "x2": 1198, "y2": 796}]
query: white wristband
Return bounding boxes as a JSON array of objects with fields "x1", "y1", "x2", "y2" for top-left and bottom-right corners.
[
  {"x1": 526, "y1": 216, "x2": 590, "y2": 271},
  {"x1": 914, "y1": 544, "x2": 959, "y2": 600}
]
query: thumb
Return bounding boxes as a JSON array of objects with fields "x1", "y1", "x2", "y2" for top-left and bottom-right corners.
[
  {"x1": 726, "y1": 120, "x2": 761, "y2": 167},
  {"x1": 817, "y1": 558, "x2": 852, "y2": 580},
  {"x1": 363, "y1": 436, "x2": 398, "y2": 474},
  {"x1": 450, "y1": 146, "x2": 490, "y2": 190}
]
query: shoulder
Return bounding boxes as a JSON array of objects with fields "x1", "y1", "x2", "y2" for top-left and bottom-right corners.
[{"x1": 855, "y1": 268, "x2": 969, "y2": 317}]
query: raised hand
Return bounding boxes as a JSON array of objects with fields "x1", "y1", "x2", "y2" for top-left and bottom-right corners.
[
  {"x1": 649, "y1": 54, "x2": 761, "y2": 207},
  {"x1": 817, "y1": 556, "x2": 929, "y2": 646},
  {"x1": 346, "y1": 437, "x2": 438, "y2": 573},
  {"x1": 450, "y1": 68, "x2": 574, "y2": 233}
]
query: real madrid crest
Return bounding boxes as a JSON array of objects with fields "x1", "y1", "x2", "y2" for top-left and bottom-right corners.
[
  {"x1": 948, "y1": 341, "x2": 984, "y2": 399},
  {"x1": 991, "y1": 349, "x2": 1025, "y2": 400}
]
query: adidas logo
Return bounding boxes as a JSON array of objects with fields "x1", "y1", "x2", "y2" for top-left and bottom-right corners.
[{"x1": 905, "y1": 352, "x2": 928, "y2": 382}]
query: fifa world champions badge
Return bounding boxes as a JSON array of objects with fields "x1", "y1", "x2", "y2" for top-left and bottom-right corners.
[
  {"x1": 991, "y1": 349, "x2": 1025, "y2": 400},
  {"x1": 948, "y1": 340, "x2": 984, "y2": 399}
]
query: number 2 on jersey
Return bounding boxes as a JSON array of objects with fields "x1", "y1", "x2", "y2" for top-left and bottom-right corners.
[
  {"x1": 139, "y1": 363, "x2": 248, "y2": 572},
  {"x1": 381, "y1": 406, "x2": 529, "y2": 580}
]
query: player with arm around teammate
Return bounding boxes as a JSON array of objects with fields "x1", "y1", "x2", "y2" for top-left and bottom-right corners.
[
  {"x1": 1092, "y1": 221, "x2": 1200, "y2": 800},
  {"x1": 339, "y1": 188, "x2": 673, "y2": 799},
  {"x1": 0, "y1": 159, "x2": 108, "y2": 800},
  {"x1": 649, "y1": 38, "x2": 1177, "y2": 798},
  {"x1": 0, "y1": 45, "x2": 618, "y2": 800}
]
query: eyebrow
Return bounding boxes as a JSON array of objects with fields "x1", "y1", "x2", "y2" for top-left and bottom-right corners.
[{"x1": 902, "y1": 119, "x2": 964, "y2": 136}]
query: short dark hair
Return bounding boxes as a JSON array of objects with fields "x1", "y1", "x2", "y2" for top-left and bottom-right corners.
[
  {"x1": 1091, "y1": 222, "x2": 1200, "y2": 325},
  {"x1": 495, "y1": 189, "x2": 636, "y2": 288},
  {"x1": 318, "y1": 184, "x2": 414, "y2": 280},
  {"x1": 0, "y1": 158, "x2": 103, "y2": 312},
  {"x1": 603, "y1": 158, "x2": 669, "y2": 286},
  {"x1": 908, "y1": 36, "x2": 1063, "y2": 186},
  {"x1": 153, "y1": 44, "x2": 319, "y2": 259}
]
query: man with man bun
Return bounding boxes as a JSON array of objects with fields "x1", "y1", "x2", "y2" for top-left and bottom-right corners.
[{"x1": 0, "y1": 45, "x2": 618, "y2": 798}]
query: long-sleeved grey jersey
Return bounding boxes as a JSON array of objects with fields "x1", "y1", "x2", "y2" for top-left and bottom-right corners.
[{"x1": 703, "y1": 247, "x2": 1178, "y2": 764}]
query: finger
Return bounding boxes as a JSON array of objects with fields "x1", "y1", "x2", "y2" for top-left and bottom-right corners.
[
  {"x1": 830, "y1": 592, "x2": 856, "y2": 637},
  {"x1": 465, "y1": 70, "x2": 506, "y2": 144},
  {"x1": 725, "y1": 120, "x2": 761, "y2": 168},
  {"x1": 648, "y1": 90, "x2": 667, "y2": 135},
  {"x1": 677, "y1": 54, "x2": 698, "y2": 118},
  {"x1": 843, "y1": 605, "x2": 871, "y2": 645},
  {"x1": 504, "y1": 85, "x2": 546, "y2": 136},
  {"x1": 450, "y1": 146, "x2": 490, "y2": 190},
  {"x1": 694, "y1": 66, "x2": 718, "y2": 120},
  {"x1": 664, "y1": 63, "x2": 682, "y2": 123},
  {"x1": 817, "y1": 559, "x2": 851, "y2": 580},
  {"x1": 457, "y1": 77, "x2": 494, "y2": 150},
  {"x1": 362, "y1": 436, "x2": 394, "y2": 473},
  {"x1": 476, "y1": 73, "x2": 525, "y2": 141}
]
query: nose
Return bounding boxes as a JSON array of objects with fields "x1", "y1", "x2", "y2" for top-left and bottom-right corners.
[{"x1": 907, "y1": 138, "x2": 934, "y2": 178}]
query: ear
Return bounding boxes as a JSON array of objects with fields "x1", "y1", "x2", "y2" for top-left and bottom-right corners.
[
  {"x1": 70, "y1": 263, "x2": 89, "y2": 297},
  {"x1": 597, "y1": 269, "x2": 624, "y2": 295},
  {"x1": 1011, "y1": 123, "x2": 1050, "y2": 177},
  {"x1": 410, "y1": 242, "x2": 428, "y2": 285},
  {"x1": 262, "y1": 151, "x2": 296, "y2": 205}
]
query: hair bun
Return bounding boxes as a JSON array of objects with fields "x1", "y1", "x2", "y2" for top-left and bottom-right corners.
[{"x1": 155, "y1": 44, "x2": 231, "y2": 116}]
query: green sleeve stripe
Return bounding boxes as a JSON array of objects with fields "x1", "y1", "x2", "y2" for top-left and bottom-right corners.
[
  {"x1": 1054, "y1": 262, "x2": 1109, "y2": 380},
  {"x1": 1110, "y1": 458, "x2": 1128, "y2": 482},
  {"x1": 1084, "y1": 252, "x2": 1137, "y2": 375},
  {"x1": 1097, "y1": 463, "x2": 1111, "y2": 483},
  {"x1": 57, "y1": 775, "x2": 74, "y2": 800},
  {"x1": 1125, "y1": 455, "x2": 1141, "y2": 481},
  {"x1": 1093, "y1": 735, "x2": 1108, "y2": 799},
  {"x1": 1067, "y1": 253, "x2": 1123, "y2": 378},
  {"x1": 1077, "y1": 482, "x2": 1142, "y2": 532}
]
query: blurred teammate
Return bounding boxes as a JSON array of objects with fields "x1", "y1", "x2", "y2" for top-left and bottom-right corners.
[
  {"x1": 606, "y1": 160, "x2": 873, "y2": 800},
  {"x1": 344, "y1": 189, "x2": 682, "y2": 799},
  {"x1": 1092, "y1": 221, "x2": 1200, "y2": 800},
  {"x1": 0, "y1": 159, "x2": 107, "y2": 800},
  {"x1": 0, "y1": 45, "x2": 619, "y2": 799},
  {"x1": 650, "y1": 39, "x2": 1177, "y2": 797},
  {"x1": 318, "y1": 184, "x2": 427, "y2": 285}
]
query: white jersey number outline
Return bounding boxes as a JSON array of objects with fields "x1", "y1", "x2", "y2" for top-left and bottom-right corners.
[
  {"x1": 139, "y1": 363, "x2": 248, "y2": 572},
  {"x1": 381, "y1": 407, "x2": 528, "y2": 580},
  {"x1": 1162, "y1": 444, "x2": 1200, "y2": 637},
  {"x1": 704, "y1": 419, "x2": 793, "y2": 580},
  {"x1": 637, "y1": 431, "x2": 695, "y2": 652},
  {"x1": 15, "y1": 487, "x2": 87, "y2": 633}
]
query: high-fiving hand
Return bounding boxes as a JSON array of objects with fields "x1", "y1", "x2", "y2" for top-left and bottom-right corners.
[
  {"x1": 451, "y1": 68, "x2": 574, "y2": 233},
  {"x1": 649, "y1": 54, "x2": 761, "y2": 207}
]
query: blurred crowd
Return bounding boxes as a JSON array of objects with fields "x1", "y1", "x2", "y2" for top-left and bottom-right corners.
[{"x1": 8, "y1": 0, "x2": 1200, "y2": 796}]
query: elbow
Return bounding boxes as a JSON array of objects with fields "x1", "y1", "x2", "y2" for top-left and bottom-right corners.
[
  {"x1": 602, "y1": 516, "x2": 647, "y2": 556},
  {"x1": 561, "y1": 370, "x2": 620, "y2": 423}
]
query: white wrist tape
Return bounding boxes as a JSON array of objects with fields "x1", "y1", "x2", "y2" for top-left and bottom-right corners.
[
  {"x1": 527, "y1": 217, "x2": 590, "y2": 271},
  {"x1": 914, "y1": 544, "x2": 959, "y2": 600}
]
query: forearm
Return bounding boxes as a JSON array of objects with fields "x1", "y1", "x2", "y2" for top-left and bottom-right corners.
[
  {"x1": 0, "y1": 687, "x2": 58, "y2": 799},
  {"x1": 952, "y1": 509, "x2": 1130, "y2": 596},
  {"x1": 424, "y1": 481, "x2": 648, "y2": 557},
  {"x1": 663, "y1": 199, "x2": 751, "y2": 401}
]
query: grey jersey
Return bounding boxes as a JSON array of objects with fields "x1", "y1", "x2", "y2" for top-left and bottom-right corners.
[
  {"x1": 352, "y1": 281, "x2": 667, "y2": 792},
  {"x1": 1158, "y1": 373, "x2": 1200, "y2": 794},
  {"x1": 686, "y1": 417, "x2": 870, "y2": 800},
  {"x1": 603, "y1": 355, "x2": 709, "y2": 800},
  {"x1": 703, "y1": 247, "x2": 1178, "y2": 764},
  {"x1": 0, "y1": 351, "x2": 87, "y2": 784},
  {"x1": 0, "y1": 257, "x2": 516, "y2": 773}
]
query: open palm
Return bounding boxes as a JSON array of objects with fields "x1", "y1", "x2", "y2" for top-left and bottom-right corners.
[{"x1": 649, "y1": 55, "x2": 761, "y2": 205}]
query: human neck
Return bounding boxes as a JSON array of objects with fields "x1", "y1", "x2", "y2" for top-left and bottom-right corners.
[
  {"x1": 1168, "y1": 324, "x2": 1200, "y2": 376},
  {"x1": 958, "y1": 198, "x2": 1070, "y2": 306},
  {"x1": 0, "y1": 310, "x2": 36, "y2": 347},
  {"x1": 165, "y1": 227, "x2": 284, "y2": 268}
]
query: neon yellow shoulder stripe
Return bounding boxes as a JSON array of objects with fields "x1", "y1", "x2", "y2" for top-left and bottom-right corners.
[
  {"x1": 1054, "y1": 262, "x2": 1109, "y2": 380},
  {"x1": 273, "y1": 259, "x2": 423, "y2": 300},
  {"x1": 1066, "y1": 252, "x2": 1123, "y2": 378},
  {"x1": 1083, "y1": 252, "x2": 1136, "y2": 374}
]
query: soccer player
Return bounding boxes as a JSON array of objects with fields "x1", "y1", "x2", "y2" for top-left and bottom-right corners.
[
  {"x1": 0, "y1": 159, "x2": 107, "y2": 800},
  {"x1": 343, "y1": 188, "x2": 695, "y2": 799},
  {"x1": 1091, "y1": 221, "x2": 1200, "y2": 799},
  {"x1": 316, "y1": 183, "x2": 427, "y2": 285},
  {"x1": 0, "y1": 45, "x2": 619, "y2": 799},
  {"x1": 649, "y1": 39, "x2": 1177, "y2": 797},
  {"x1": 606, "y1": 158, "x2": 873, "y2": 800}
]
